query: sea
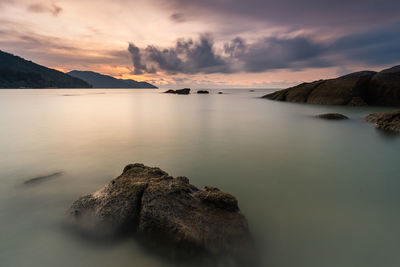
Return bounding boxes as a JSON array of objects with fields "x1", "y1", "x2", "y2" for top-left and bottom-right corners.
[{"x1": 0, "y1": 88, "x2": 399, "y2": 267}]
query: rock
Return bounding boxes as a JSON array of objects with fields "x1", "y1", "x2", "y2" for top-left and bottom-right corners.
[
  {"x1": 197, "y1": 90, "x2": 209, "y2": 94},
  {"x1": 365, "y1": 110, "x2": 400, "y2": 132},
  {"x1": 249, "y1": 90, "x2": 255, "y2": 92},
  {"x1": 366, "y1": 66, "x2": 400, "y2": 106},
  {"x1": 316, "y1": 113, "x2": 349, "y2": 120},
  {"x1": 24, "y1": 171, "x2": 63, "y2": 185},
  {"x1": 68, "y1": 164, "x2": 256, "y2": 266},
  {"x1": 263, "y1": 66, "x2": 400, "y2": 106},
  {"x1": 218, "y1": 92, "x2": 223, "y2": 94},
  {"x1": 164, "y1": 88, "x2": 191, "y2": 95}
]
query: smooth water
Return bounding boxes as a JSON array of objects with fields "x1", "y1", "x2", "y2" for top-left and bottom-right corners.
[{"x1": 1, "y1": 89, "x2": 400, "y2": 267}]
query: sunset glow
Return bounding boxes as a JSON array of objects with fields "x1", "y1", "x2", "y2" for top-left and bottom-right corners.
[{"x1": 1, "y1": 0, "x2": 399, "y2": 87}]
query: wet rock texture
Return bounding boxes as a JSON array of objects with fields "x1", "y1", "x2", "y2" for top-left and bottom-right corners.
[
  {"x1": 69, "y1": 163, "x2": 256, "y2": 266},
  {"x1": 263, "y1": 65, "x2": 400, "y2": 106},
  {"x1": 365, "y1": 110, "x2": 400, "y2": 133}
]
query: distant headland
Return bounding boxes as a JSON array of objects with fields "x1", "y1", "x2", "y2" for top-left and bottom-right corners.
[
  {"x1": 263, "y1": 65, "x2": 400, "y2": 106},
  {"x1": 0, "y1": 50, "x2": 157, "y2": 89}
]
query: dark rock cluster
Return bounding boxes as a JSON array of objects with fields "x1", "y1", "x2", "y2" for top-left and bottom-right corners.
[
  {"x1": 365, "y1": 110, "x2": 400, "y2": 132},
  {"x1": 164, "y1": 88, "x2": 191, "y2": 94}
]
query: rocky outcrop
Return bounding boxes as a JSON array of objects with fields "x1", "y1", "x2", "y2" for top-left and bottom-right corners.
[
  {"x1": 68, "y1": 164, "x2": 256, "y2": 266},
  {"x1": 365, "y1": 110, "x2": 400, "y2": 132},
  {"x1": 164, "y1": 88, "x2": 191, "y2": 95},
  {"x1": 316, "y1": 113, "x2": 349, "y2": 120},
  {"x1": 197, "y1": 90, "x2": 209, "y2": 94},
  {"x1": 366, "y1": 66, "x2": 400, "y2": 106},
  {"x1": 263, "y1": 66, "x2": 400, "y2": 106}
]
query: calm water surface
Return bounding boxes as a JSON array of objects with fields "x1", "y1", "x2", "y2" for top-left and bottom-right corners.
[{"x1": 1, "y1": 89, "x2": 400, "y2": 267}]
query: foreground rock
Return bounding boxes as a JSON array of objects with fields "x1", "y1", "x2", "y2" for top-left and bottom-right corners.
[
  {"x1": 316, "y1": 113, "x2": 349, "y2": 120},
  {"x1": 68, "y1": 164, "x2": 256, "y2": 266},
  {"x1": 263, "y1": 65, "x2": 400, "y2": 106},
  {"x1": 365, "y1": 110, "x2": 400, "y2": 132},
  {"x1": 197, "y1": 90, "x2": 209, "y2": 94},
  {"x1": 164, "y1": 88, "x2": 190, "y2": 95}
]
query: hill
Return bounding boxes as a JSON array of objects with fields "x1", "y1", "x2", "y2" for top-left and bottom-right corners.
[
  {"x1": 68, "y1": 70, "x2": 158, "y2": 89},
  {"x1": 0, "y1": 50, "x2": 91, "y2": 88}
]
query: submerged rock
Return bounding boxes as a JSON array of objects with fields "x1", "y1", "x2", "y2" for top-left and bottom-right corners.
[
  {"x1": 24, "y1": 171, "x2": 63, "y2": 185},
  {"x1": 68, "y1": 163, "x2": 256, "y2": 266},
  {"x1": 365, "y1": 110, "x2": 400, "y2": 132},
  {"x1": 197, "y1": 90, "x2": 209, "y2": 94},
  {"x1": 164, "y1": 88, "x2": 191, "y2": 95},
  {"x1": 316, "y1": 113, "x2": 349, "y2": 120}
]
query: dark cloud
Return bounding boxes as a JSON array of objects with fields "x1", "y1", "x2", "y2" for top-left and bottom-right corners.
[
  {"x1": 129, "y1": 35, "x2": 231, "y2": 74},
  {"x1": 169, "y1": 13, "x2": 186, "y2": 23},
  {"x1": 129, "y1": 19, "x2": 400, "y2": 74},
  {"x1": 158, "y1": 0, "x2": 400, "y2": 30},
  {"x1": 128, "y1": 43, "x2": 149, "y2": 74},
  {"x1": 128, "y1": 34, "x2": 329, "y2": 74},
  {"x1": 27, "y1": 2, "x2": 62, "y2": 16},
  {"x1": 231, "y1": 36, "x2": 328, "y2": 72},
  {"x1": 331, "y1": 21, "x2": 400, "y2": 66}
]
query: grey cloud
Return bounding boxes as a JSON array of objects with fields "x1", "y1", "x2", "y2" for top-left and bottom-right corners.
[
  {"x1": 128, "y1": 19, "x2": 400, "y2": 74},
  {"x1": 128, "y1": 43, "x2": 149, "y2": 74},
  {"x1": 169, "y1": 13, "x2": 186, "y2": 23},
  {"x1": 128, "y1": 34, "x2": 328, "y2": 74},
  {"x1": 158, "y1": 0, "x2": 400, "y2": 30},
  {"x1": 232, "y1": 36, "x2": 328, "y2": 72},
  {"x1": 27, "y1": 2, "x2": 62, "y2": 16},
  {"x1": 129, "y1": 35, "x2": 232, "y2": 74},
  {"x1": 331, "y1": 21, "x2": 400, "y2": 66}
]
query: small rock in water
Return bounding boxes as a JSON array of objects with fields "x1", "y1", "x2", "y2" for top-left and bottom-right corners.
[
  {"x1": 197, "y1": 90, "x2": 209, "y2": 94},
  {"x1": 365, "y1": 110, "x2": 400, "y2": 133},
  {"x1": 24, "y1": 171, "x2": 63, "y2": 185},
  {"x1": 163, "y1": 88, "x2": 190, "y2": 95},
  {"x1": 316, "y1": 113, "x2": 349, "y2": 120},
  {"x1": 68, "y1": 163, "x2": 257, "y2": 266}
]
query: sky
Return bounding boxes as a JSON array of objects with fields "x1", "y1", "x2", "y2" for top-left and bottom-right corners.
[{"x1": 0, "y1": 0, "x2": 399, "y2": 88}]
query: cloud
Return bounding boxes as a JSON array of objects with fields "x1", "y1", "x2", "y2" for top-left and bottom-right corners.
[
  {"x1": 0, "y1": 0, "x2": 14, "y2": 8},
  {"x1": 128, "y1": 19, "x2": 400, "y2": 75},
  {"x1": 128, "y1": 34, "x2": 329, "y2": 74},
  {"x1": 129, "y1": 35, "x2": 232, "y2": 74},
  {"x1": 169, "y1": 13, "x2": 186, "y2": 23},
  {"x1": 230, "y1": 36, "x2": 329, "y2": 72},
  {"x1": 331, "y1": 20, "x2": 400, "y2": 66},
  {"x1": 27, "y1": 2, "x2": 62, "y2": 16},
  {"x1": 158, "y1": 0, "x2": 400, "y2": 30},
  {"x1": 128, "y1": 43, "x2": 150, "y2": 74}
]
